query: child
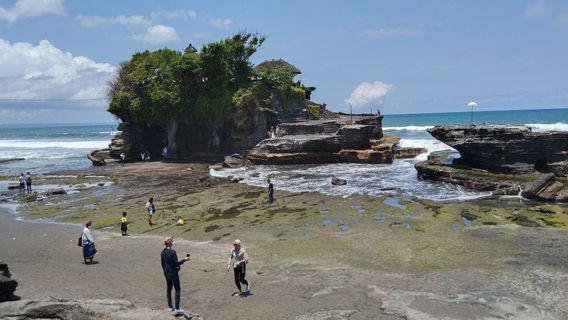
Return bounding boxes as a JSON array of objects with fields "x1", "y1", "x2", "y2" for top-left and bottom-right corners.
[
  {"x1": 145, "y1": 197, "x2": 155, "y2": 226},
  {"x1": 120, "y1": 211, "x2": 129, "y2": 236}
]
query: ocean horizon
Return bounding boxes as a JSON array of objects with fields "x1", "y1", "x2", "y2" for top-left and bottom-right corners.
[{"x1": 1, "y1": 107, "x2": 566, "y2": 201}]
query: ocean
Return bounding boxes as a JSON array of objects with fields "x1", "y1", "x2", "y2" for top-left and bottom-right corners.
[
  {"x1": 1, "y1": 108, "x2": 566, "y2": 201},
  {"x1": 0, "y1": 124, "x2": 116, "y2": 177}
]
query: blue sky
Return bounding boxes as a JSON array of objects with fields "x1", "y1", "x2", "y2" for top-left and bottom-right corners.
[{"x1": 0, "y1": 0, "x2": 567, "y2": 124}]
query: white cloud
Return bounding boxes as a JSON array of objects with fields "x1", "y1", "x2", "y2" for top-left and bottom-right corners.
[
  {"x1": 345, "y1": 81, "x2": 394, "y2": 109},
  {"x1": 360, "y1": 27, "x2": 422, "y2": 39},
  {"x1": 0, "y1": 0, "x2": 65, "y2": 23},
  {"x1": 210, "y1": 18, "x2": 232, "y2": 29},
  {"x1": 0, "y1": 38, "x2": 115, "y2": 103},
  {"x1": 76, "y1": 14, "x2": 151, "y2": 27},
  {"x1": 151, "y1": 9, "x2": 197, "y2": 20},
  {"x1": 523, "y1": 0, "x2": 550, "y2": 20},
  {"x1": 131, "y1": 25, "x2": 180, "y2": 44}
]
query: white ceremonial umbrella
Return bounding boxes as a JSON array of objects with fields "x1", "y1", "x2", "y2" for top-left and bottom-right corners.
[{"x1": 468, "y1": 101, "x2": 477, "y2": 124}]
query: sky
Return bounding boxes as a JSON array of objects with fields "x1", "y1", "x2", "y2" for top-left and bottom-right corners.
[{"x1": 0, "y1": 0, "x2": 567, "y2": 124}]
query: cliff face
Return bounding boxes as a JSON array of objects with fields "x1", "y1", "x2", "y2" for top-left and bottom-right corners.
[
  {"x1": 247, "y1": 116, "x2": 426, "y2": 165},
  {"x1": 109, "y1": 90, "x2": 306, "y2": 160},
  {"x1": 427, "y1": 125, "x2": 568, "y2": 175}
]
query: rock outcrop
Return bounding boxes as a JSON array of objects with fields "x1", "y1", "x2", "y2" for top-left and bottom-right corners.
[
  {"x1": 415, "y1": 151, "x2": 568, "y2": 202},
  {"x1": 331, "y1": 177, "x2": 347, "y2": 186},
  {"x1": 427, "y1": 125, "x2": 568, "y2": 175},
  {"x1": 0, "y1": 261, "x2": 19, "y2": 302},
  {"x1": 0, "y1": 158, "x2": 25, "y2": 164},
  {"x1": 248, "y1": 115, "x2": 426, "y2": 165},
  {"x1": 87, "y1": 150, "x2": 107, "y2": 166},
  {"x1": 0, "y1": 297, "x2": 201, "y2": 320}
]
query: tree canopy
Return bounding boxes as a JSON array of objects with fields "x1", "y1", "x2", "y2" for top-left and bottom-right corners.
[{"x1": 107, "y1": 33, "x2": 268, "y2": 124}]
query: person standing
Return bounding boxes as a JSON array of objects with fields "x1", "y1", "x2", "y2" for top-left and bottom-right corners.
[
  {"x1": 145, "y1": 197, "x2": 156, "y2": 226},
  {"x1": 120, "y1": 211, "x2": 129, "y2": 236},
  {"x1": 18, "y1": 173, "x2": 25, "y2": 193},
  {"x1": 161, "y1": 236, "x2": 190, "y2": 315},
  {"x1": 267, "y1": 179, "x2": 274, "y2": 205},
  {"x1": 81, "y1": 220, "x2": 97, "y2": 264},
  {"x1": 226, "y1": 239, "x2": 251, "y2": 296},
  {"x1": 25, "y1": 172, "x2": 32, "y2": 193},
  {"x1": 120, "y1": 152, "x2": 126, "y2": 166}
]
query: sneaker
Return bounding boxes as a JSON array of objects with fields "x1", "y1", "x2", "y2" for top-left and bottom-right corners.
[
  {"x1": 174, "y1": 308, "x2": 184, "y2": 315},
  {"x1": 245, "y1": 281, "x2": 251, "y2": 293},
  {"x1": 166, "y1": 308, "x2": 175, "y2": 312},
  {"x1": 232, "y1": 291, "x2": 241, "y2": 297}
]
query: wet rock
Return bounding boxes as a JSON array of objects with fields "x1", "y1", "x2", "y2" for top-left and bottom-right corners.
[
  {"x1": 22, "y1": 194, "x2": 37, "y2": 202},
  {"x1": 556, "y1": 188, "x2": 568, "y2": 202},
  {"x1": 0, "y1": 158, "x2": 25, "y2": 164},
  {"x1": 415, "y1": 161, "x2": 514, "y2": 192},
  {"x1": 522, "y1": 173, "x2": 555, "y2": 199},
  {"x1": 87, "y1": 150, "x2": 106, "y2": 166},
  {"x1": 427, "y1": 150, "x2": 459, "y2": 165},
  {"x1": 530, "y1": 206, "x2": 557, "y2": 214},
  {"x1": 230, "y1": 177, "x2": 243, "y2": 183},
  {"x1": 223, "y1": 154, "x2": 246, "y2": 168},
  {"x1": 0, "y1": 262, "x2": 19, "y2": 302},
  {"x1": 7, "y1": 185, "x2": 20, "y2": 190},
  {"x1": 508, "y1": 212, "x2": 542, "y2": 227},
  {"x1": 416, "y1": 161, "x2": 568, "y2": 202},
  {"x1": 427, "y1": 125, "x2": 568, "y2": 175},
  {"x1": 47, "y1": 189, "x2": 67, "y2": 196},
  {"x1": 247, "y1": 116, "x2": 398, "y2": 165},
  {"x1": 460, "y1": 208, "x2": 479, "y2": 221},
  {"x1": 331, "y1": 177, "x2": 347, "y2": 186},
  {"x1": 395, "y1": 147, "x2": 427, "y2": 159}
]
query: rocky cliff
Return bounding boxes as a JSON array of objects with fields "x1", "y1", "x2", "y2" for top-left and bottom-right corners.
[
  {"x1": 416, "y1": 124, "x2": 568, "y2": 202},
  {"x1": 427, "y1": 125, "x2": 568, "y2": 175},
  {"x1": 247, "y1": 116, "x2": 426, "y2": 165}
]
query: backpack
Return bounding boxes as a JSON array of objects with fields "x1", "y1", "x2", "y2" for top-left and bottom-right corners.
[{"x1": 77, "y1": 236, "x2": 83, "y2": 247}]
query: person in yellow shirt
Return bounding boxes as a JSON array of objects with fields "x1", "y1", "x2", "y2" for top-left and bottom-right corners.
[
  {"x1": 120, "y1": 211, "x2": 129, "y2": 236},
  {"x1": 176, "y1": 216, "x2": 185, "y2": 226}
]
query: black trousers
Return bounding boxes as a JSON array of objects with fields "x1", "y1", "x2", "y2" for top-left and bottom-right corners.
[
  {"x1": 165, "y1": 273, "x2": 181, "y2": 309},
  {"x1": 233, "y1": 264, "x2": 248, "y2": 291}
]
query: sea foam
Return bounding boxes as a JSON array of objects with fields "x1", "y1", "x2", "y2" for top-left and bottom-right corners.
[
  {"x1": 383, "y1": 125, "x2": 433, "y2": 131},
  {"x1": 526, "y1": 122, "x2": 568, "y2": 132},
  {"x1": 210, "y1": 137, "x2": 486, "y2": 201},
  {"x1": 0, "y1": 139, "x2": 109, "y2": 149}
]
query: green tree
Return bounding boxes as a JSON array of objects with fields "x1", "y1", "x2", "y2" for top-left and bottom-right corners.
[{"x1": 107, "y1": 33, "x2": 266, "y2": 124}]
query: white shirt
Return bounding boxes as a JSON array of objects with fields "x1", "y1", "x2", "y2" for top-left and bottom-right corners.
[{"x1": 82, "y1": 227, "x2": 94, "y2": 246}]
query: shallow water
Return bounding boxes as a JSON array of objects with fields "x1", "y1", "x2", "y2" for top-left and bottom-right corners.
[
  {"x1": 211, "y1": 160, "x2": 491, "y2": 202},
  {"x1": 384, "y1": 197, "x2": 407, "y2": 209}
]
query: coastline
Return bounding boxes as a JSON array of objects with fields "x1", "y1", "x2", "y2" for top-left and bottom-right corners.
[{"x1": 1, "y1": 161, "x2": 568, "y2": 319}]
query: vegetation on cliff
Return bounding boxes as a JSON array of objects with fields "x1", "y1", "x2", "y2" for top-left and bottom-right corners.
[{"x1": 107, "y1": 33, "x2": 308, "y2": 124}]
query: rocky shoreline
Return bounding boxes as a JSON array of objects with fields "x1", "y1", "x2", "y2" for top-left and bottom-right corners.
[
  {"x1": 1, "y1": 160, "x2": 568, "y2": 318},
  {"x1": 415, "y1": 125, "x2": 568, "y2": 203}
]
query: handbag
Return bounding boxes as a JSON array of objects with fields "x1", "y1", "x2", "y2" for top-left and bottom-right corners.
[{"x1": 77, "y1": 236, "x2": 83, "y2": 247}]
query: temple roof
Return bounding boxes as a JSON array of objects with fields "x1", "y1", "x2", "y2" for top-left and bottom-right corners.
[{"x1": 253, "y1": 59, "x2": 301, "y2": 74}]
